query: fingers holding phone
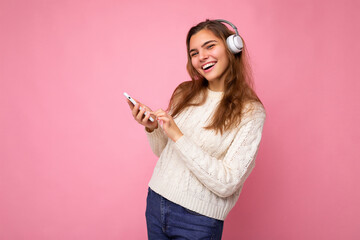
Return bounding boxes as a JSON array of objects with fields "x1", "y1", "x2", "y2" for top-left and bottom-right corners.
[
  {"x1": 135, "y1": 103, "x2": 154, "y2": 124},
  {"x1": 124, "y1": 92, "x2": 158, "y2": 130}
]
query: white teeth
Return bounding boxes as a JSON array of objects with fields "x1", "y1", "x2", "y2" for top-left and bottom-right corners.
[{"x1": 202, "y1": 62, "x2": 216, "y2": 70}]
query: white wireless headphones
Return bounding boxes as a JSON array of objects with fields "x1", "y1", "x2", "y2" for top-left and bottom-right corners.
[{"x1": 216, "y1": 19, "x2": 243, "y2": 54}]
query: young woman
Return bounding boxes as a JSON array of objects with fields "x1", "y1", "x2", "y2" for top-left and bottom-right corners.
[{"x1": 127, "y1": 19, "x2": 266, "y2": 239}]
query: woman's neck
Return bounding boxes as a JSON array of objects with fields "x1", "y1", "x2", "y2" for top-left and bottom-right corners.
[{"x1": 207, "y1": 81, "x2": 224, "y2": 92}]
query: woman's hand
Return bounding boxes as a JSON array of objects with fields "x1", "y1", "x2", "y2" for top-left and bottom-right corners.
[
  {"x1": 152, "y1": 109, "x2": 183, "y2": 142},
  {"x1": 127, "y1": 99, "x2": 158, "y2": 131}
]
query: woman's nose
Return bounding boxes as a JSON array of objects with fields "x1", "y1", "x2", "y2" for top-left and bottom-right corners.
[{"x1": 199, "y1": 50, "x2": 209, "y2": 61}]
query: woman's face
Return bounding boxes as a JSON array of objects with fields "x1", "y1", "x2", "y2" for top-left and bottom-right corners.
[{"x1": 189, "y1": 29, "x2": 229, "y2": 90}]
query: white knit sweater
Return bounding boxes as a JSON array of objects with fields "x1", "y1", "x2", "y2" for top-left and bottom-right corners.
[{"x1": 146, "y1": 89, "x2": 266, "y2": 220}]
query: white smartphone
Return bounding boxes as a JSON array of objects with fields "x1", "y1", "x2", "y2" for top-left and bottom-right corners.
[{"x1": 124, "y1": 92, "x2": 155, "y2": 122}]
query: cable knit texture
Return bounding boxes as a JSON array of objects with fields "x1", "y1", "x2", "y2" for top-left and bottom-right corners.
[{"x1": 146, "y1": 89, "x2": 266, "y2": 220}]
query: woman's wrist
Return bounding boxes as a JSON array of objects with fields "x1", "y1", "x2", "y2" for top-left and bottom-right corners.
[
  {"x1": 145, "y1": 126, "x2": 158, "y2": 133},
  {"x1": 172, "y1": 132, "x2": 183, "y2": 142}
]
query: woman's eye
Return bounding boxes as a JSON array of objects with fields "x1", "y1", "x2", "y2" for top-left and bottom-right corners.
[
  {"x1": 207, "y1": 44, "x2": 215, "y2": 49},
  {"x1": 191, "y1": 52, "x2": 198, "y2": 57}
]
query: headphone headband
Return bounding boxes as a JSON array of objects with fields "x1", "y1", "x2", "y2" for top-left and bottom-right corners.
[{"x1": 215, "y1": 19, "x2": 240, "y2": 36}]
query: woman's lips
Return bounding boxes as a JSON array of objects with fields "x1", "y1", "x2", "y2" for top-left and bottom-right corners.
[
  {"x1": 202, "y1": 61, "x2": 217, "y2": 73},
  {"x1": 203, "y1": 64, "x2": 215, "y2": 73}
]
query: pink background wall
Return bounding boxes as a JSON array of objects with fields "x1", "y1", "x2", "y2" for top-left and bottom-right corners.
[{"x1": 1, "y1": 0, "x2": 359, "y2": 239}]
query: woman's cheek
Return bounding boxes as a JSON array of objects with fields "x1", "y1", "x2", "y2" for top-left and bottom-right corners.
[{"x1": 191, "y1": 59, "x2": 196, "y2": 70}]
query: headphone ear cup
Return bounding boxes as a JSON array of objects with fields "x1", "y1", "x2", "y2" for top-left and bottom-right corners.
[{"x1": 226, "y1": 34, "x2": 243, "y2": 54}]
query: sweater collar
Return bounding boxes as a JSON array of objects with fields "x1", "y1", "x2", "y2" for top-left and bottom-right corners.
[{"x1": 207, "y1": 88, "x2": 224, "y2": 99}]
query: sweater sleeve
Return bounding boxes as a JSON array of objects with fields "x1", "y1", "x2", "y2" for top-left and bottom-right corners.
[
  {"x1": 146, "y1": 127, "x2": 168, "y2": 157},
  {"x1": 174, "y1": 109, "x2": 266, "y2": 198}
]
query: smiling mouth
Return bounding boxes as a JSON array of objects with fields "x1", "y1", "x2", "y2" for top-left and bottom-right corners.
[
  {"x1": 202, "y1": 62, "x2": 216, "y2": 70},
  {"x1": 201, "y1": 62, "x2": 216, "y2": 73}
]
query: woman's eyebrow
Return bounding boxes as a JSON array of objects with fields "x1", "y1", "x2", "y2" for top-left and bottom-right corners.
[{"x1": 189, "y1": 40, "x2": 218, "y2": 53}]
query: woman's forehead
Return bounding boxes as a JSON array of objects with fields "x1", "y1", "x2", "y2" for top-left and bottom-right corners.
[{"x1": 189, "y1": 29, "x2": 220, "y2": 48}]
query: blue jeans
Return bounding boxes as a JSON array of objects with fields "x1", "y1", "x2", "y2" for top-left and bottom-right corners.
[{"x1": 145, "y1": 187, "x2": 224, "y2": 240}]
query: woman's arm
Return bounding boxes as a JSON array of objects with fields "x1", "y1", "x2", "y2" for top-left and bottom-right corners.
[
  {"x1": 174, "y1": 110, "x2": 266, "y2": 198},
  {"x1": 145, "y1": 126, "x2": 168, "y2": 157},
  {"x1": 126, "y1": 99, "x2": 169, "y2": 157},
  {"x1": 151, "y1": 102, "x2": 266, "y2": 198}
]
